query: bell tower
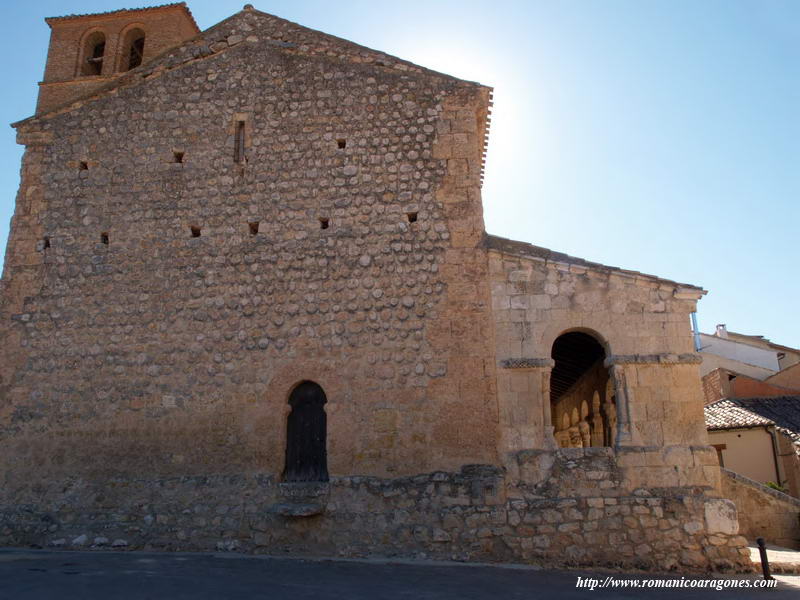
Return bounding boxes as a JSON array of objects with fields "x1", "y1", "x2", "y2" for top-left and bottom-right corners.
[{"x1": 37, "y1": 2, "x2": 200, "y2": 115}]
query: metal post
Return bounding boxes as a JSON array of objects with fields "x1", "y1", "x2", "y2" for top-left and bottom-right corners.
[{"x1": 756, "y1": 537, "x2": 773, "y2": 580}]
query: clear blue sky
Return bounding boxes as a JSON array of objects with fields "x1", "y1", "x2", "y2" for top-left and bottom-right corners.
[{"x1": 1, "y1": 1, "x2": 798, "y2": 346}]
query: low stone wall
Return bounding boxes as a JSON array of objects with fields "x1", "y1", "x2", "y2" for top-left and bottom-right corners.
[
  {"x1": 721, "y1": 469, "x2": 800, "y2": 549},
  {"x1": 0, "y1": 451, "x2": 751, "y2": 572},
  {"x1": 508, "y1": 448, "x2": 749, "y2": 571}
]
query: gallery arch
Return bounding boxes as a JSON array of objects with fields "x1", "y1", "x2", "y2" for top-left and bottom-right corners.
[{"x1": 550, "y1": 331, "x2": 617, "y2": 448}]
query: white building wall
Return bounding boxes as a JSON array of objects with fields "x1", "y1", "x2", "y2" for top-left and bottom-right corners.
[{"x1": 699, "y1": 333, "x2": 780, "y2": 378}]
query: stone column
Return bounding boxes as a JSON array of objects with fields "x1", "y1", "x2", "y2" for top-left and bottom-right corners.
[
  {"x1": 579, "y1": 420, "x2": 591, "y2": 447},
  {"x1": 555, "y1": 429, "x2": 569, "y2": 448},
  {"x1": 101, "y1": 33, "x2": 122, "y2": 77},
  {"x1": 568, "y1": 426, "x2": 583, "y2": 448},
  {"x1": 539, "y1": 360, "x2": 558, "y2": 450},
  {"x1": 608, "y1": 363, "x2": 633, "y2": 446},
  {"x1": 591, "y1": 393, "x2": 604, "y2": 446}
]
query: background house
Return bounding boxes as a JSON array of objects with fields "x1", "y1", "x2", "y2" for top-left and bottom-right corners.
[
  {"x1": 699, "y1": 324, "x2": 800, "y2": 404},
  {"x1": 705, "y1": 396, "x2": 800, "y2": 498},
  {"x1": 698, "y1": 324, "x2": 800, "y2": 499}
]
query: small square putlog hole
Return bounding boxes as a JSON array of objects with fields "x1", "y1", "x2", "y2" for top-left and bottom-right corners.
[
  {"x1": 79, "y1": 161, "x2": 89, "y2": 170},
  {"x1": 173, "y1": 151, "x2": 184, "y2": 164},
  {"x1": 249, "y1": 221, "x2": 260, "y2": 235},
  {"x1": 100, "y1": 232, "x2": 109, "y2": 245},
  {"x1": 407, "y1": 212, "x2": 418, "y2": 223},
  {"x1": 336, "y1": 139, "x2": 346, "y2": 149},
  {"x1": 319, "y1": 217, "x2": 330, "y2": 230},
  {"x1": 41, "y1": 236, "x2": 51, "y2": 250},
  {"x1": 190, "y1": 226, "x2": 201, "y2": 238}
]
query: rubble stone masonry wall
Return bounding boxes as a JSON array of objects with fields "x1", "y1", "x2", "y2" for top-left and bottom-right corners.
[
  {"x1": 2, "y1": 9, "x2": 496, "y2": 483},
  {"x1": 721, "y1": 469, "x2": 800, "y2": 550},
  {"x1": 0, "y1": 450, "x2": 751, "y2": 571}
]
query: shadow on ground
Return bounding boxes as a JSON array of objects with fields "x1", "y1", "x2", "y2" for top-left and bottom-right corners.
[{"x1": 0, "y1": 548, "x2": 797, "y2": 599}]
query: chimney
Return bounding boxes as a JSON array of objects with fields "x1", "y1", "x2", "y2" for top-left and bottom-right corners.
[{"x1": 715, "y1": 324, "x2": 728, "y2": 339}]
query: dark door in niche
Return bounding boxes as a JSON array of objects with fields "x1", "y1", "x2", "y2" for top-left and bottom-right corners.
[{"x1": 283, "y1": 381, "x2": 329, "y2": 482}]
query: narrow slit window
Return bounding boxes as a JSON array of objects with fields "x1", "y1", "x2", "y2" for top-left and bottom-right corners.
[
  {"x1": 100, "y1": 232, "x2": 109, "y2": 245},
  {"x1": 41, "y1": 236, "x2": 51, "y2": 250},
  {"x1": 234, "y1": 120, "x2": 246, "y2": 163},
  {"x1": 190, "y1": 226, "x2": 201, "y2": 238},
  {"x1": 249, "y1": 222, "x2": 259, "y2": 235},
  {"x1": 173, "y1": 151, "x2": 184, "y2": 164},
  {"x1": 79, "y1": 161, "x2": 89, "y2": 171},
  {"x1": 319, "y1": 218, "x2": 329, "y2": 230},
  {"x1": 336, "y1": 138, "x2": 346, "y2": 149},
  {"x1": 407, "y1": 212, "x2": 418, "y2": 223}
]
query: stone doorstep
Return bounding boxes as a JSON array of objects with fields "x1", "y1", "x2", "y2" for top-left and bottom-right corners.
[
  {"x1": 278, "y1": 482, "x2": 331, "y2": 500},
  {"x1": 268, "y1": 503, "x2": 325, "y2": 518},
  {"x1": 749, "y1": 545, "x2": 800, "y2": 575},
  {"x1": 269, "y1": 481, "x2": 330, "y2": 517}
]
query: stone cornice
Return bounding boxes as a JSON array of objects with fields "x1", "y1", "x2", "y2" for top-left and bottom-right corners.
[
  {"x1": 44, "y1": 3, "x2": 200, "y2": 33},
  {"x1": 485, "y1": 234, "x2": 706, "y2": 296},
  {"x1": 501, "y1": 354, "x2": 701, "y2": 370},
  {"x1": 604, "y1": 353, "x2": 702, "y2": 367},
  {"x1": 16, "y1": 131, "x2": 53, "y2": 146}
]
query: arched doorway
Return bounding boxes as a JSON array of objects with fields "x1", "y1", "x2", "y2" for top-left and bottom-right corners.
[
  {"x1": 550, "y1": 331, "x2": 615, "y2": 448},
  {"x1": 283, "y1": 381, "x2": 329, "y2": 482}
]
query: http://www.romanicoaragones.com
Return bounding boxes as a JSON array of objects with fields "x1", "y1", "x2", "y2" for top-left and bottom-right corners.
[{"x1": 576, "y1": 576, "x2": 777, "y2": 591}]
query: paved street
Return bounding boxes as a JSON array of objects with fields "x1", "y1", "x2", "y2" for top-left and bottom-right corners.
[{"x1": 0, "y1": 549, "x2": 797, "y2": 599}]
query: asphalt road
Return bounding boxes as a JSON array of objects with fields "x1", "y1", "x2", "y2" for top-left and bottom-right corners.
[{"x1": 0, "y1": 549, "x2": 796, "y2": 599}]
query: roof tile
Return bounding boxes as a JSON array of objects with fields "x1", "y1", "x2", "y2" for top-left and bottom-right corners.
[
  {"x1": 705, "y1": 396, "x2": 800, "y2": 455},
  {"x1": 45, "y1": 3, "x2": 200, "y2": 33}
]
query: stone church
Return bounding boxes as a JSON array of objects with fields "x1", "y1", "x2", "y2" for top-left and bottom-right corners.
[{"x1": 0, "y1": 3, "x2": 751, "y2": 570}]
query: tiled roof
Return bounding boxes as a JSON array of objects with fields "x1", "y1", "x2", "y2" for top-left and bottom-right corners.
[
  {"x1": 705, "y1": 399, "x2": 774, "y2": 430},
  {"x1": 45, "y1": 3, "x2": 200, "y2": 33},
  {"x1": 705, "y1": 396, "x2": 800, "y2": 455}
]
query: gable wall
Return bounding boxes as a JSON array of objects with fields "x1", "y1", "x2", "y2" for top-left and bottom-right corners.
[{"x1": 1, "y1": 13, "x2": 498, "y2": 487}]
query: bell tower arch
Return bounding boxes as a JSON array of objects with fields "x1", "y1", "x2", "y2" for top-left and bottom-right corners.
[{"x1": 36, "y1": 3, "x2": 200, "y2": 114}]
